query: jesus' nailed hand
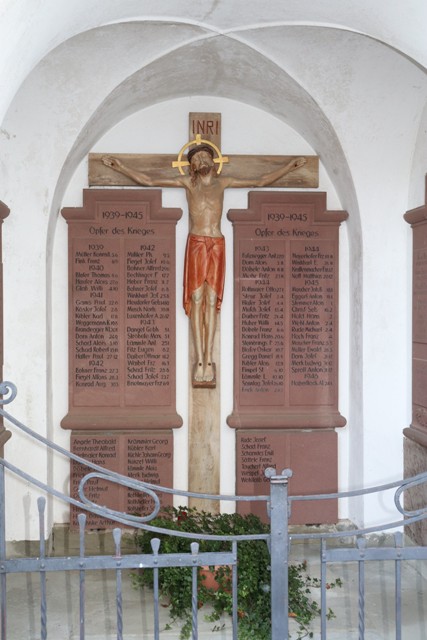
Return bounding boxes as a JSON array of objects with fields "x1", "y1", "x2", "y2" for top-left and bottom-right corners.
[{"x1": 101, "y1": 149, "x2": 306, "y2": 386}]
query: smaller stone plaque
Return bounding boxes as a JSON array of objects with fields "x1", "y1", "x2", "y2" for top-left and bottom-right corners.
[
  {"x1": 236, "y1": 429, "x2": 338, "y2": 524},
  {"x1": 125, "y1": 433, "x2": 173, "y2": 516},
  {"x1": 70, "y1": 434, "x2": 120, "y2": 529},
  {"x1": 70, "y1": 431, "x2": 173, "y2": 529}
]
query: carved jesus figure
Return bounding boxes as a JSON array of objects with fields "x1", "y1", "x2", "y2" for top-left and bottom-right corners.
[{"x1": 102, "y1": 148, "x2": 306, "y2": 385}]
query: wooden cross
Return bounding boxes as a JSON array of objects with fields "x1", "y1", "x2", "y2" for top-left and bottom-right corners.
[
  {"x1": 87, "y1": 112, "x2": 318, "y2": 511},
  {"x1": 88, "y1": 113, "x2": 318, "y2": 188}
]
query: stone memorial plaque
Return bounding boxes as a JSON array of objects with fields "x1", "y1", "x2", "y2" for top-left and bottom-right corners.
[
  {"x1": 227, "y1": 191, "x2": 347, "y2": 429},
  {"x1": 0, "y1": 201, "x2": 9, "y2": 449},
  {"x1": 70, "y1": 431, "x2": 173, "y2": 529},
  {"x1": 236, "y1": 430, "x2": 338, "y2": 524},
  {"x1": 412, "y1": 234, "x2": 427, "y2": 431},
  {"x1": 61, "y1": 189, "x2": 182, "y2": 430},
  {"x1": 403, "y1": 184, "x2": 427, "y2": 543},
  {"x1": 404, "y1": 193, "x2": 427, "y2": 443}
]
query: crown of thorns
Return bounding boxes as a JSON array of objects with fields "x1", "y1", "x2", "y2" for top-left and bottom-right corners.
[{"x1": 187, "y1": 145, "x2": 215, "y2": 162}]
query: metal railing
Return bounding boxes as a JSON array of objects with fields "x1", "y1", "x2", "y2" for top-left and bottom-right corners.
[{"x1": 0, "y1": 380, "x2": 426, "y2": 639}]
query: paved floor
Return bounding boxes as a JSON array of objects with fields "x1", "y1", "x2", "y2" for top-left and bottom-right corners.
[{"x1": 2, "y1": 532, "x2": 427, "y2": 639}]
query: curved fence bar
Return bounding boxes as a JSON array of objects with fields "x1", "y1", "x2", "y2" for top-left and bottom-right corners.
[
  {"x1": 394, "y1": 471, "x2": 427, "y2": 517},
  {"x1": 0, "y1": 381, "x2": 270, "y2": 534}
]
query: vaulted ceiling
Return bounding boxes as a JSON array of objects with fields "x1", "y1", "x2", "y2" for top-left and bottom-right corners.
[{"x1": 1, "y1": 1, "x2": 426, "y2": 126}]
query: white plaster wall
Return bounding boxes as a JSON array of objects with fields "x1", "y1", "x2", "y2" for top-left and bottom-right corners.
[
  {"x1": 0, "y1": 11, "x2": 425, "y2": 538},
  {"x1": 1, "y1": 0, "x2": 427, "y2": 127}
]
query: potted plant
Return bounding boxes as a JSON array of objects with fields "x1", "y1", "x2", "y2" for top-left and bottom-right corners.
[{"x1": 133, "y1": 506, "x2": 340, "y2": 639}]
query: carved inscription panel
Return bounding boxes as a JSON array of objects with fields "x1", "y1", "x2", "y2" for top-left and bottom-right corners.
[
  {"x1": 236, "y1": 430, "x2": 338, "y2": 524},
  {"x1": 414, "y1": 243, "x2": 427, "y2": 344},
  {"x1": 62, "y1": 189, "x2": 182, "y2": 429},
  {"x1": 228, "y1": 192, "x2": 347, "y2": 429},
  {"x1": 70, "y1": 432, "x2": 173, "y2": 529}
]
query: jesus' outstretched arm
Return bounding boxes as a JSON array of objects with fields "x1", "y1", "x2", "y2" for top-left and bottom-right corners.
[
  {"x1": 222, "y1": 156, "x2": 306, "y2": 189},
  {"x1": 101, "y1": 155, "x2": 187, "y2": 188}
]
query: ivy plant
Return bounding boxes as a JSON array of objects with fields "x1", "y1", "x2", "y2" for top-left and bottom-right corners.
[{"x1": 133, "y1": 506, "x2": 341, "y2": 639}]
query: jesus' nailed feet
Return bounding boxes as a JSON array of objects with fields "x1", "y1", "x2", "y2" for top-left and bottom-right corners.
[{"x1": 192, "y1": 361, "x2": 216, "y2": 389}]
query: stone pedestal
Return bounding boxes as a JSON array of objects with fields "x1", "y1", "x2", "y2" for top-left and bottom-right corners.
[{"x1": 404, "y1": 437, "x2": 427, "y2": 544}]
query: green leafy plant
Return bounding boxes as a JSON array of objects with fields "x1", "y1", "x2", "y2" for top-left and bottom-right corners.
[{"x1": 133, "y1": 506, "x2": 341, "y2": 639}]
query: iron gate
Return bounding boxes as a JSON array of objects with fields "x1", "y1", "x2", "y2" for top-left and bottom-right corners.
[{"x1": 0, "y1": 381, "x2": 426, "y2": 639}]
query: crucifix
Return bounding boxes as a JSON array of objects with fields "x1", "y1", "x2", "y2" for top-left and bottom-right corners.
[
  {"x1": 89, "y1": 112, "x2": 318, "y2": 507},
  {"x1": 90, "y1": 115, "x2": 317, "y2": 387}
]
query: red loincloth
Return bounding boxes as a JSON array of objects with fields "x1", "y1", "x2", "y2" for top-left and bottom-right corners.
[{"x1": 183, "y1": 234, "x2": 226, "y2": 316}]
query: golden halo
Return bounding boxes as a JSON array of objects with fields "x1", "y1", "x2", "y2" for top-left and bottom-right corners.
[{"x1": 172, "y1": 134, "x2": 229, "y2": 175}]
